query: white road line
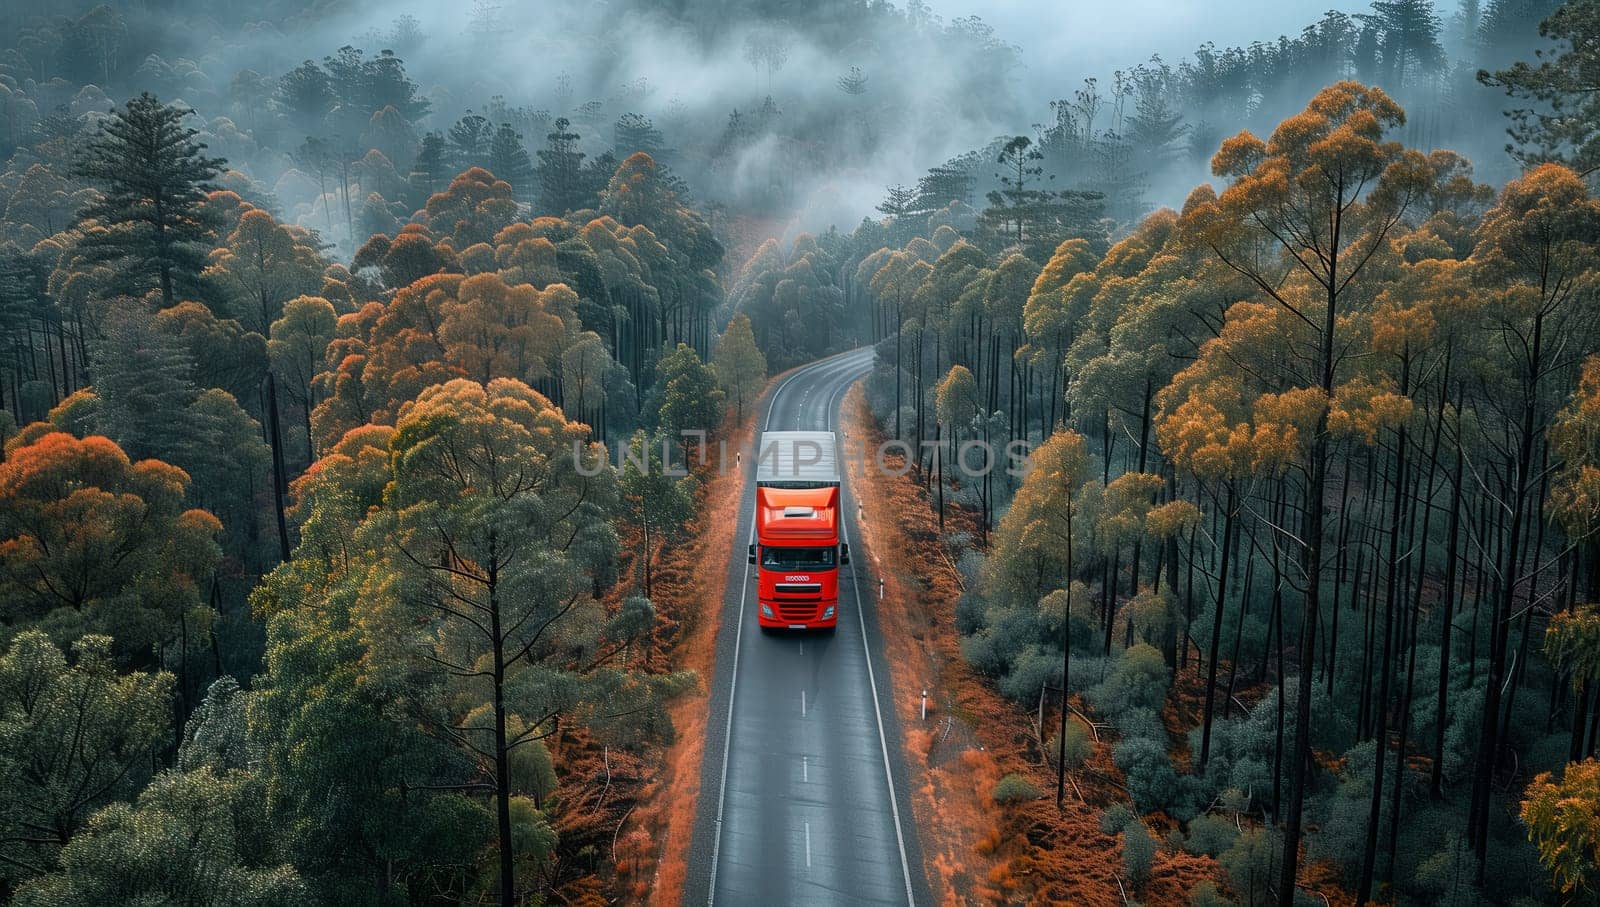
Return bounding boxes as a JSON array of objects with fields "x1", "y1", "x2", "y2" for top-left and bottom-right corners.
[
  {"x1": 825, "y1": 353, "x2": 918, "y2": 906},
  {"x1": 805, "y1": 822, "x2": 812, "y2": 868},
  {"x1": 706, "y1": 350, "x2": 855, "y2": 907},
  {"x1": 801, "y1": 689, "x2": 807, "y2": 717},
  {"x1": 802, "y1": 756, "x2": 809, "y2": 782}
]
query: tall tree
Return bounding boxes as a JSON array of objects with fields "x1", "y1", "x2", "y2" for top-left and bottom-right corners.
[
  {"x1": 409, "y1": 131, "x2": 451, "y2": 206},
  {"x1": 619, "y1": 430, "x2": 697, "y2": 597},
  {"x1": 73, "y1": 93, "x2": 223, "y2": 306},
  {"x1": 487, "y1": 122, "x2": 535, "y2": 202},
  {"x1": 1466, "y1": 162, "x2": 1600, "y2": 880},
  {"x1": 711, "y1": 313, "x2": 767, "y2": 419},
  {"x1": 0, "y1": 430, "x2": 222, "y2": 658},
  {"x1": 1481, "y1": 0, "x2": 1600, "y2": 174},
  {"x1": 655, "y1": 342, "x2": 725, "y2": 449},
  {"x1": 373, "y1": 378, "x2": 632, "y2": 905},
  {"x1": 0, "y1": 631, "x2": 172, "y2": 886},
  {"x1": 1180, "y1": 82, "x2": 1427, "y2": 903},
  {"x1": 535, "y1": 117, "x2": 588, "y2": 216}
]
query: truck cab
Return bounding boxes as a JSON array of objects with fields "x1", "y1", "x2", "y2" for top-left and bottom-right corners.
[{"x1": 749, "y1": 431, "x2": 848, "y2": 630}]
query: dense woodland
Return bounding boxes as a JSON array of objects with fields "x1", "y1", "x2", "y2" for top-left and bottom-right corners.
[{"x1": 2, "y1": 0, "x2": 1600, "y2": 904}]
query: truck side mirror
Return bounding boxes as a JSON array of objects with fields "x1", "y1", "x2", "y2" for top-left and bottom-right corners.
[
  {"x1": 840, "y1": 543, "x2": 850, "y2": 565},
  {"x1": 748, "y1": 544, "x2": 756, "y2": 565}
]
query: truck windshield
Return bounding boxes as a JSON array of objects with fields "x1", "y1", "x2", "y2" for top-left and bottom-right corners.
[{"x1": 761, "y1": 546, "x2": 836, "y2": 569}]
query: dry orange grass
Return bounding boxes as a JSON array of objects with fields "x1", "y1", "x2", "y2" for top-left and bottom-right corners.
[{"x1": 613, "y1": 403, "x2": 759, "y2": 907}]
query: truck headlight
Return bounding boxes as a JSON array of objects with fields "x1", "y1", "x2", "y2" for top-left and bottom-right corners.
[
  {"x1": 823, "y1": 606, "x2": 835, "y2": 619},
  {"x1": 761, "y1": 604, "x2": 774, "y2": 617}
]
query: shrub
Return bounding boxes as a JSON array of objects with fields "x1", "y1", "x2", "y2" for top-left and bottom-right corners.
[
  {"x1": 1189, "y1": 879, "x2": 1232, "y2": 907},
  {"x1": 1046, "y1": 718, "x2": 1094, "y2": 770},
  {"x1": 993, "y1": 773, "x2": 1043, "y2": 804},
  {"x1": 1115, "y1": 735, "x2": 1190, "y2": 818},
  {"x1": 1100, "y1": 802, "x2": 1135, "y2": 836},
  {"x1": 1165, "y1": 828, "x2": 1186, "y2": 853},
  {"x1": 1113, "y1": 706, "x2": 1166, "y2": 742},
  {"x1": 1220, "y1": 827, "x2": 1278, "y2": 907},
  {"x1": 1122, "y1": 818, "x2": 1157, "y2": 887},
  {"x1": 1184, "y1": 813, "x2": 1240, "y2": 857},
  {"x1": 996, "y1": 644, "x2": 1057, "y2": 701},
  {"x1": 1409, "y1": 831, "x2": 1478, "y2": 907},
  {"x1": 1090, "y1": 643, "x2": 1171, "y2": 715}
]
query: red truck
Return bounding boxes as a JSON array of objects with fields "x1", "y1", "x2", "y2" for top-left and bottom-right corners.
[{"x1": 747, "y1": 430, "x2": 849, "y2": 630}]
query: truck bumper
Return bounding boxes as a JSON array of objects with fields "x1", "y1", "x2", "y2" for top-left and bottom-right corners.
[{"x1": 757, "y1": 603, "x2": 837, "y2": 630}]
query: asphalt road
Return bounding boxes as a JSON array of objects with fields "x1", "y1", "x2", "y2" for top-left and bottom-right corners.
[{"x1": 684, "y1": 348, "x2": 929, "y2": 906}]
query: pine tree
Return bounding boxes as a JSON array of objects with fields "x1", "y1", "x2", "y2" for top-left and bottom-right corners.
[
  {"x1": 914, "y1": 158, "x2": 977, "y2": 212},
  {"x1": 983, "y1": 135, "x2": 1047, "y2": 246},
  {"x1": 408, "y1": 131, "x2": 450, "y2": 206},
  {"x1": 535, "y1": 117, "x2": 587, "y2": 216},
  {"x1": 1361, "y1": 0, "x2": 1445, "y2": 89},
  {"x1": 73, "y1": 93, "x2": 223, "y2": 307},
  {"x1": 487, "y1": 122, "x2": 535, "y2": 201},
  {"x1": 613, "y1": 112, "x2": 664, "y2": 160},
  {"x1": 1126, "y1": 73, "x2": 1189, "y2": 169},
  {"x1": 1481, "y1": 0, "x2": 1600, "y2": 173},
  {"x1": 89, "y1": 303, "x2": 199, "y2": 463},
  {"x1": 876, "y1": 185, "x2": 917, "y2": 219},
  {"x1": 447, "y1": 113, "x2": 492, "y2": 171}
]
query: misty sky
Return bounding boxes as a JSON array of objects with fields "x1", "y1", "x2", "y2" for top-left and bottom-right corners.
[{"x1": 928, "y1": 0, "x2": 1372, "y2": 91}]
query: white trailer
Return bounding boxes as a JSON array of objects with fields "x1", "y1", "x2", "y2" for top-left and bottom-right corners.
[{"x1": 755, "y1": 430, "x2": 840, "y2": 489}]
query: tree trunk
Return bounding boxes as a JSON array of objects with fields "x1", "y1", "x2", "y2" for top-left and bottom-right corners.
[
  {"x1": 488, "y1": 535, "x2": 517, "y2": 905},
  {"x1": 265, "y1": 373, "x2": 292, "y2": 562},
  {"x1": 1199, "y1": 482, "x2": 1236, "y2": 770}
]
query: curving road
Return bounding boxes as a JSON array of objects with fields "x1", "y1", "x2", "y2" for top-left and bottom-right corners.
[{"x1": 685, "y1": 348, "x2": 928, "y2": 906}]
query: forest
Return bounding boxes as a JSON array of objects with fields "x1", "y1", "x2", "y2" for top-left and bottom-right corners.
[{"x1": 1, "y1": 0, "x2": 1600, "y2": 904}]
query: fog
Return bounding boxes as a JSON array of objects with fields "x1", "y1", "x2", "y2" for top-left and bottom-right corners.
[
  {"x1": 934, "y1": 0, "x2": 1371, "y2": 97},
  {"x1": 13, "y1": 0, "x2": 1537, "y2": 250}
]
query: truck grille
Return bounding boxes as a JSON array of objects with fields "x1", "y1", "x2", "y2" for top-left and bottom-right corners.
[
  {"x1": 777, "y1": 601, "x2": 819, "y2": 621},
  {"x1": 775, "y1": 583, "x2": 822, "y2": 595}
]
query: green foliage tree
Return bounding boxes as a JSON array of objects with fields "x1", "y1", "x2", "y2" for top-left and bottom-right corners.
[
  {"x1": 88, "y1": 304, "x2": 201, "y2": 463},
  {"x1": 369, "y1": 378, "x2": 645, "y2": 904},
  {"x1": 12, "y1": 766, "x2": 306, "y2": 906},
  {"x1": 409, "y1": 130, "x2": 451, "y2": 204},
  {"x1": 1481, "y1": 0, "x2": 1600, "y2": 174},
  {"x1": 73, "y1": 93, "x2": 224, "y2": 306},
  {"x1": 711, "y1": 313, "x2": 766, "y2": 419},
  {"x1": 0, "y1": 632, "x2": 172, "y2": 885},
  {"x1": 488, "y1": 122, "x2": 536, "y2": 202},
  {"x1": 269, "y1": 295, "x2": 338, "y2": 462},
  {"x1": 536, "y1": 117, "x2": 589, "y2": 216},
  {"x1": 1122, "y1": 817, "x2": 1157, "y2": 887},
  {"x1": 656, "y1": 342, "x2": 725, "y2": 443},
  {"x1": 993, "y1": 773, "x2": 1043, "y2": 803},
  {"x1": 619, "y1": 430, "x2": 697, "y2": 597}
]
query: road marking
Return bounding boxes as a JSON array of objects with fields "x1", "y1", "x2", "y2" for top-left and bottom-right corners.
[
  {"x1": 805, "y1": 822, "x2": 812, "y2": 868},
  {"x1": 801, "y1": 689, "x2": 807, "y2": 717},
  {"x1": 706, "y1": 350, "x2": 856, "y2": 907},
  {"x1": 825, "y1": 355, "x2": 919, "y2": 907},
  {"x1": 803, "y1": 755, "x2": 809, "y2": 782}
]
